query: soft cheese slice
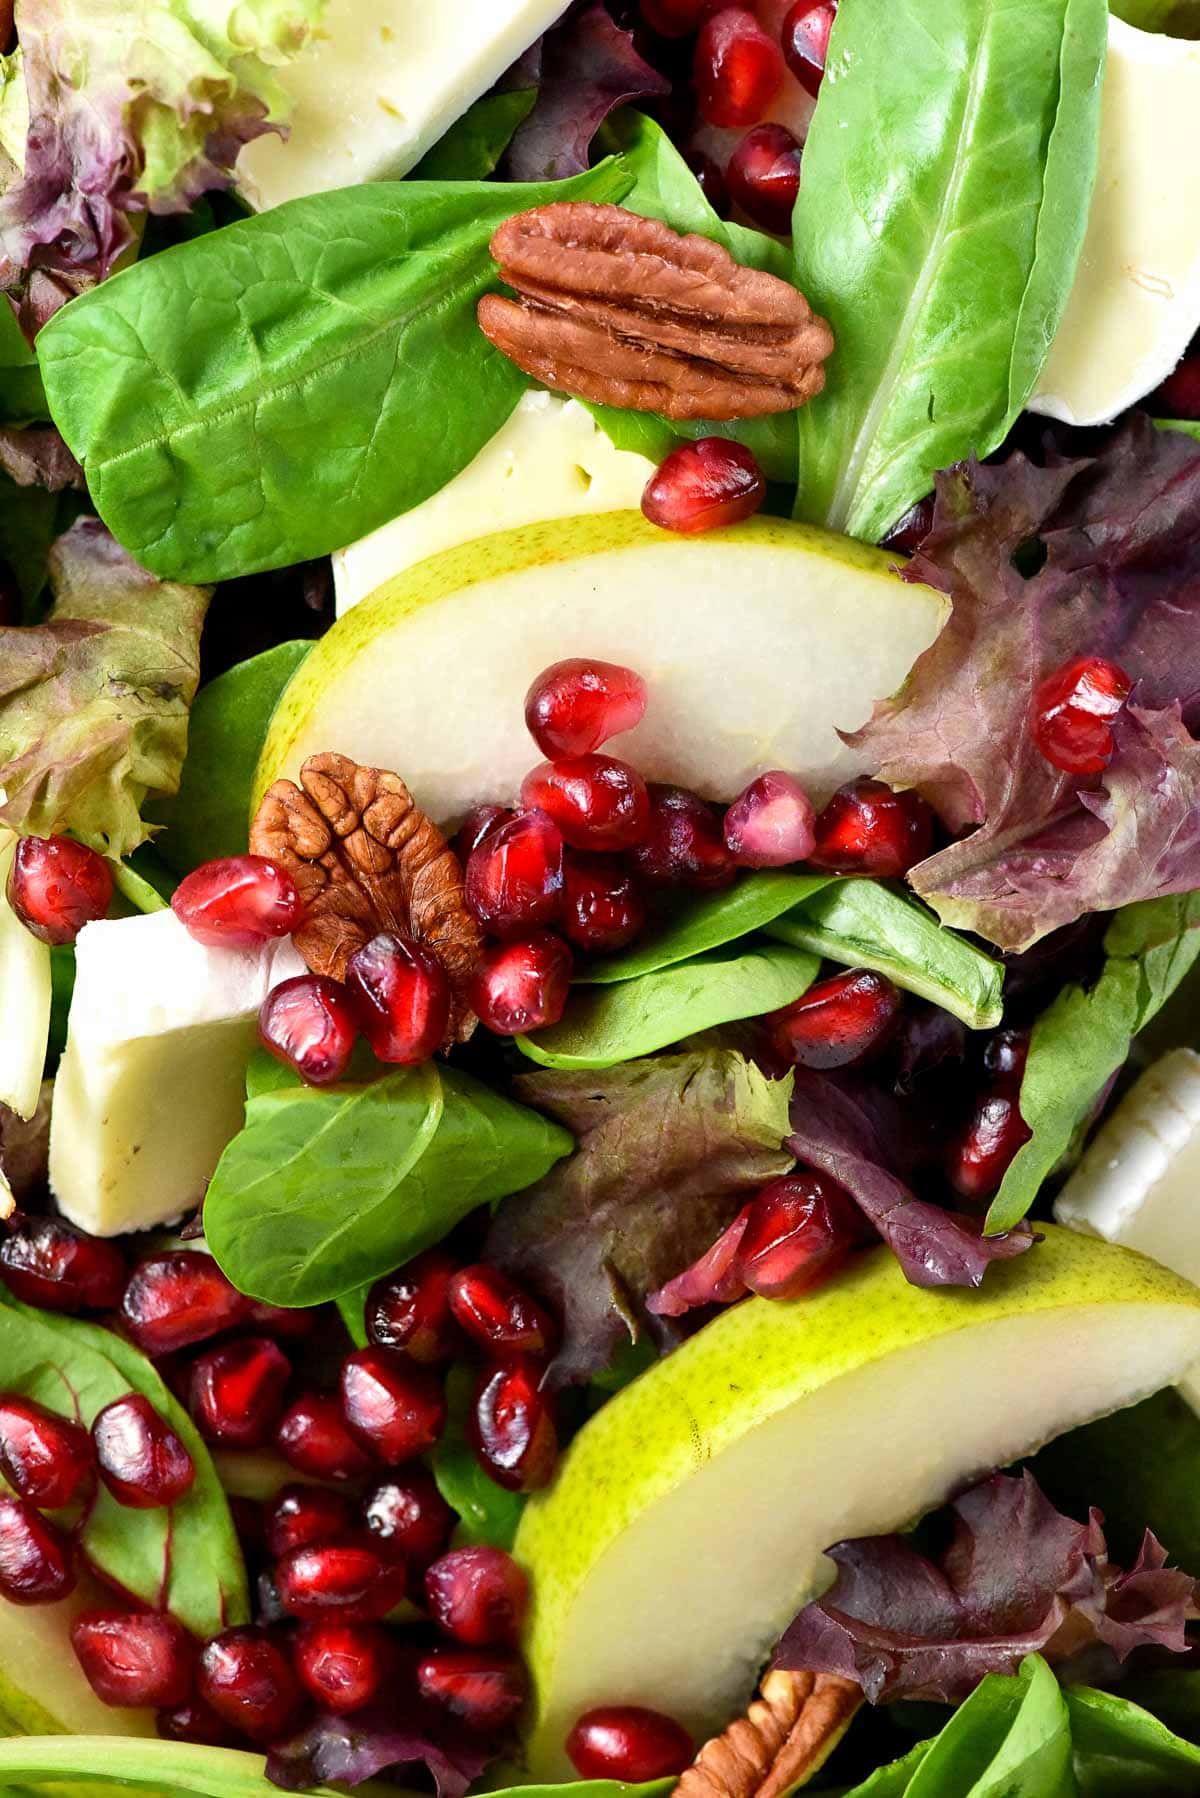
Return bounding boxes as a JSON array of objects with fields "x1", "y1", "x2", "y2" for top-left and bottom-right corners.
[
  {"x1": 334, "y1": 393, "x2": 658, "y2": 616},
  {"x1": 238, "y1": 0, "x2": 569, "y2": 210},
  {"x1": 49, "y1": 912, "x2": 304, "y2": 1237},
  {"x1": 0, "y1": 831, "x2": 51, "y2": 1123},
  {"x1": 1031, "y1": 17, "x2": 1200, "y2": 426}
]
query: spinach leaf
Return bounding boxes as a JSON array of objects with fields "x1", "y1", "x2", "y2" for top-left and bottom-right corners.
[
  {"x1": 0, "y1": 1287, "x2": 248, "y2": 1637},
  {"x1": 1157, "y1": 419, "x2": 1200, "y2": 442},
  {"x1": 148, "y1": 640, "x2": 312, "y2": 875},
  {"x1": 766, "y1": 881, "x2": 1005, "y2": 1028},
  {"x1": 1068, "y1": 1687, "x2": 1200, "y2": 1796},
  {"x1": 37, "y1": 162, "x2": 632, "y2": 584},
  {"x1": 0, "y1": 471, "x2": 61, "y2": 608},
  {"x1": 576, "y1": 872, "x2": 834, "y2": 983},
  {"x1": 986, "y1": 892, "x2": 1200, "y2": 1232},
  {"x1": 411, "y1": 89, "x2": 538, "y2": 180},
  {"x1": 517, "y1": 941, "x2": 820, "y2": 1069},
  {"x1": 205, "y1": 1052, "x2": 574, "y2": 1307},
  {"x1": 793, "y1": 0, "x2": 1107, "y2": 544},
  {"x1": 905, "y1": 1656, "x2": 1072, "y2": 1798},
  {"x1": 431, "y1": 1363, "x2": 526, "y2": 1550},
  {"x1": 0, "y1": 303, "x2": 45, "y2": 425},
  {"x1": 843, "y1": 1742, "x2": 934, "y2": 1796}
]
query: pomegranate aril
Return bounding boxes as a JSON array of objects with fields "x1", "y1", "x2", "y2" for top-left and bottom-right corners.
[
  {"x1": 417, "y1": 1644, "x2": 528, "y2": 1734},
  {"x1": 470, "y1": 933, "x2": 573, "y2": 1036},
  {"x1": 93, "y1": 1394, "x2": 195, "y2": 1510},
  {"x1": 71, "y1": 1610, "x2": 195, "y2": 1708},
  {"x1": 465, "y1": 810, "x2": 564, "y2": 936},
  {"x1": 247, "y1": 1299, "x2": 317, "y2": 1340},
  {"x1": 640, "y1": 0, "x2": 723, "y2": 36},
  {"x1": 275, "y1": 1538, "x2": 408, "y2": 1622},
  {"x1": 448, "y1": 1265, "x2": 558, "y2": 1360},
  {"x1": 562, "y1": 854, "x2": 646, "y2": 955},
  {"x1": 171, "y1": 855, "x2": 302, "y2": 949},
  {"x1": 738, "y1": 1172, "x2": 863, "y2": 1299},
  {"x1": 811, "y1": 777, "x2": 934, "y2": 878},
  {"x1": 882, "y1": 493, "x2": 935, "y2": 557},
  {"x1": 0, "y1": 1215, "x2": 125, "y2": 1313},
  {"x1": 1031, "y1": 655, "x2": 1132, "y2": 776},
  {"x1": 121, "y1": 1251, "x2": 247, "y2": 1357},
  {"x1": 946, "y1": 1090, "x2": 1033, "y2": 1202},
  {"x1": 982, "y1": 1029, "x2": 1030, "y2": 1089},
  {"x1": 647, "y1": 1204, "x2": 751, "y2": 1318},
  {"x1": 1156, "y1": 353, "x2": 1200, "y2": 420},
  {"x1": 362, "y1": 1469, "x2": 453, "y2": 1568},
  {"x1": 525, "y1": 659, "x2": 648, "y2": 760},
  {"x1": 631, "y1": 785, "x2": 737, "y2": 890},
  {"x1": 768, "y1": 969, "x2": 902, "y2": 1070},
  {"x1": 157, "y1": 1697, "x2": 241, "y2": 1747},
  {"x1": 642, "y1": 437, "x2": 766, "y2": 536},
  {"x1": 470, "y1": 1358, "x2": 557, "y2": 1493},
  {"x1": 685, "y1": 149, "x2": 728, "y2": 216},
  {"x1": 6, "y1": 835, "x2": 113, "y2": 946},
  {"x1": 425, "y1": 1546, "x2": 529, "y2": 1648},
  {"x1": 293, "y1": 1619, "x2": 391, "y2": 1713},
  {"x1": 0, "y1": 1494, "x2": 76, "y2": 1603},
  {"x1": 198, "y1": 1627, "x2": 306, "y2": 1743},
  {"x1": 275, "y1": 1390, "x2": 377, "y2": 1482},
  {"x1": 267, "y1": 1485, "x2": 355, "y2": 1560},
  {"x1": 0, "y1": 1393, "x2": 94, "y2": 1509},
  {"x1": 346, "y1": 932, "x2": 450, "y2": 1065},
  {"x1": 521, "y1": 755, "x2": 649, "y2": 854},
  {"x1": 189, "y1": 1336, "x2": 291, "y2": 1449},
  {"x1": 365, "y1": 1251, "x2": 460, "y2": 1364},
  {"x1": 454, "y1": 805, "x2": 513, "y2": 863},
  {"x1": 726, "y1": 123, "x2": 803, "y2": 235},
  {"x1": 781, "y1": 0, "x2": 838, "y2": 96},
  {"x1": 340, "y1": 1349, "x2": 447, "y2": 1466},
  {"x1": 695, "y1": 8, "x2": 783, "y2": 126},
  {"x1": 567, "y1": 1705, "x2": 694, "y2": 1781},
  {"x1": 259, "y1": 974, "x2": 358, "y2": 1087},
  {"x1": 723, "y1": 770, "x2": 815, "y2": 868}
]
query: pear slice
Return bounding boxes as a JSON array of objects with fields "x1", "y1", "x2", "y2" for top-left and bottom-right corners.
[
  {"x1": 515, "y1": 1227, "x2": 1200, "y2": 1778},
  {"x1": 255, "y1": 513, "x2": 947, "y2": 825}
]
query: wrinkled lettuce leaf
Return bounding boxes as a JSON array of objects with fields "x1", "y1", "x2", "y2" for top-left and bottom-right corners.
[
  {"x1": 0, "y1": 423, "x2": 81, "y2": 490},
  {"x1": 267, "y1": 1700, "x2": 493, "y2": 1794},
  {"x1": 0, "y1": 516, "x2": 210, "y2": 855},
  {"x1": 485, "y1": 1050, "x2": 795, "y2": 1385},
  {"x1": 0, "y1": 0, "x2": 327, "y2": 296},
  {"x1": 505, "y1": 1, "x2": 669, "y2": 182},
  {"x1": 852, "y1": 418, "x2": 1200, "y2": 952},
  {"x1": 775, "y1": 1472, "x2": 1197, "y2": 1706}
]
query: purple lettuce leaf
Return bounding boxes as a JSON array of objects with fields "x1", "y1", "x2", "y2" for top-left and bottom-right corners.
[
  {"x1": 266, "y1": 1701, "x2": 494, "y2": 1794},
  {"x1": 505, "y1": 0, "x2": 670, "y2": 183},
  {"x1": 774, "y1": 1471, "x2": 1198, "y2": 1705},
  {"x1": 0, "y1": 424, "x2": 82, "y2": 490},
  {"x1": 850, "y1": 417, "x2": 1200, "y2": 952}
]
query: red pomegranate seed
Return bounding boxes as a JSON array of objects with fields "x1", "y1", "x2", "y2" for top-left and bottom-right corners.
[
  {"x1": 171, "y1": 856, "x2": 302, "y2": 950},
  {"x1": 567, "y1": 1705, "x2": 695, "y2": 1781},
  {"x1": 723, "y1": 771, "x2": 815, "y2": 868},
  {"x1": 768, "y1": 969, "x2": 902, "y2": 1069},
  {"x1": 71, "y1": 1610, "x2": 195, "y2": 1708},
  {"x1": 92, "y1": 1394, "x2": 195, "y2": 1510},
  {"x1": 781, "y1": 0, "x2": 838, "y2": 96},
  {"x1": 0, "y1": 1393, "x2": 94, "y2": 1509},
  {"x1": 726, "y1": 124, "x2": 803, "y2": 235},
  {"x1": 982, "y1": 1029, "x2": 1030, "y2": 1089},
  {"x1": 247, "y1": 1299, "x2": 317, "y2": 1340},
  {"x1": 121, "y1": 1252, "x2": 248, "y2": 1357},
  {"x1": 365, "y1": 1251, "x2": 460, "y2": 1364},
  {"x1": 275, "y1": 1538, "x2": 408, "y2": 1623},
  {"x1": 189, "y1": 1336, "x2": 291, "y2": 1449},
  {"x1": 156, "y1": 1697, "x2": 241, "y2": 1747},
  {"x1": 562, "y1": 854, "x2": 646, "y2": 955},
  {"x1": 346, "y1": 933, "x2": 450, "y2": 1065},
  {"x1": 448, "y1": 1266, "x2": 558, "y2": 1361},
  {"x1": 647, "y1": 1205, "x2": 751, "y2": 1318},
  {"x1": 362, "y1": 1469, "x2": 453, "y2": 1570},
  {"x1": 695, "y1": 9, "x2": 783, "y2": 127},
  {"x1": 0, "y1": 1215, "x2": 125, "y2": 1314},
  {"x1": 631, "y1": 785, "x2": 737, "y2": 890},
  {"x1": 1156, "y1": 353, "x2": 1200, "y2": 420},
  {"x1": 470, "y1": 1359, "x2": 557, "y2": 1493},
  {"x1": 258, "y1": 974, "x2": 359, "y2": 1087},
  {"x1": 811, "y1": 777, "x2": 934, "y2": 877},
  {"x1": 198, "y1": 1628, "x2": 306, "y2": 1743},
  {"x1": 521, "y1": 756, "x2": 649, "y2": 854},
  {"x1": 737, "y1": 1173, "x2": 863, "y2": 1298},
  {"x1": 6, "y1": 835, "x2": 113, "y2": 946},
  {"x1": 524, "y1": 659, "x2": 648, "y2": 760},
  {"x1": 275, "y1": 1391, "x2": 377, "y2": 1482},
  {"x1": 417, "y1": 1645, "x2": 528, "y2": 1734},
  {"x1": 266, "y1": 1485, "x2": 356, "y2": 1560},
  {"x1": 0, "y1": 1494, "x2": 76, "y2": 1603},
  {"x1": 340, "y1": 1350, "x2": 446, "y2": 1467},
  {"x1": 293, "y1": 1619, "x2": 391, "y2": 1713},
  {"x1": 882, "y1": 493, "x2": 935, "y2": 556},
  {"x1": 470, "y1": 933, "x2": 573, "y2": 1036},
  {"x1": 640, "y1": 0, "x2": 723, "y2": 35},
  {"x1": 946, "y1": 1090, "x2": 1033, "y2": 1202},
  {"x1": 465, "y1": 810, "x2": 564, "y2": 936},
  {"x1": 642, "y1": 438, "x2": 766, "y2": 535},
  {"x1": 1031, "y1": 655, "x2": 1132, "y2": 776},
  {"x1": 425, "y1": 1546, "x2": 528, "y2": 1648},
  {"x1": 685, "y1": 150, "x2": 728, "y2": 215},
  {"x1": 454, "y1": 805, "x2": 513, "y2": 863}
]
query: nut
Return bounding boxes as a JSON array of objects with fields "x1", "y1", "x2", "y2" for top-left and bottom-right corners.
[{"x1": 674, "y1": 1669, "x2": 861, "y2": 1798}]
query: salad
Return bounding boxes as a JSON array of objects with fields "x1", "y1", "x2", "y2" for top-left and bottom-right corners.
[{"x1": 2, "y1": 0, "x2": 1200, "y2": 1794}]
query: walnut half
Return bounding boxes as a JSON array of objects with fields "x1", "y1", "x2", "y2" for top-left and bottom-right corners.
[{"x1": 675, "y1": 1670, "x2": 862, "y2": 1798}]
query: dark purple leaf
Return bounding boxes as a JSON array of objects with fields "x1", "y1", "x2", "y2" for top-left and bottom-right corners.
[
  {"x1": 774, "y1": 1471, "x2": 1198, "y2": 1705},
  {"x1": 0, "y1": 425, "x2": 83, "y2": 492},
  {"x1": 266, "y1": 1701, "x2": 494, "y2": 1794}
]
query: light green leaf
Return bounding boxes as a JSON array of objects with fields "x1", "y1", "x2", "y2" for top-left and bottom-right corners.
[
  {"x1": 0, "y1": 303, "x2": 45, "y2": 424},
  {"x1": 905, "y1": 1656, "x2": 1075, "y2": 1798},
  {"x1": 1155, "y1": 419, "x2": 1200, "y2": 441},
  {"x1": 411, "y1": 88, "x2": 537, "y2": 180},
  {"x1": 1068, "y1": 1686, "x2": 1200, "y2": 1795},
  {"x1": 576, "y1": 872, "x2": 835, "y2": 984}
]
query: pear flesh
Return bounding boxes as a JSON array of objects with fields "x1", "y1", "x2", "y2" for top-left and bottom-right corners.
[{"x1": 515, "y1": 1228, "x2": 1200, "y2": 1778}]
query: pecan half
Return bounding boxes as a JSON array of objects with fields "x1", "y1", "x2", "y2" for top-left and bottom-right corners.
[
  {"x1": 478, "y1": 203, "x2": 833, "y2": 421},
  {"x1": 250, "y1": 752, "x2": 483, "y2": 1045},
  {"x1": 675, "y1": 1670, "x2": 861, "y2": 1798}
]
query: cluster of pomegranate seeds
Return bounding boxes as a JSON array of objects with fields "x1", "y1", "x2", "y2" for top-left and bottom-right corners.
[
  {"x1": 768, "y1": 969, "x2": 903, "y2": 1070},
  {"x1": 6, "y1": 834, "x2": 113, "y2": 945},
  {"x1": 259, "y1": 975, "x2": 358, "y2": 1086},
  {"x1": 1031, "y1": 655, "x2": 1133, "y2": 776},
  {"x1": 695, "y1": 9, "x2": 784, "y2": 127},
  {"x1": 726, "y1": 123, "x2": 804, "y2": 235},
  {"x1": 567, "y1": 1704, "x2": 695, "y2": 1781},
  {"x1": 171, "y1": 854, "x2": 302, "y2": 949},
  {"x1": 642, "y1": 436, "x2": 766, "y2": 535},
  {"x1": 946, "y1": 1029, "x2": 1033, "y2": 1202},
  {"x1": 782, "y1": 0, "x2": 839, "y2": 96}
]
